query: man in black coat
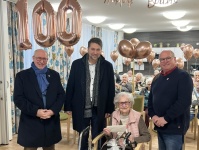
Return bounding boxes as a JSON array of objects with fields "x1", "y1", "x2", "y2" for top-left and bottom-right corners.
[
  {"x1": 14, "y1": 49, "x2": 65, "y2": 150},
  {"x1": 64, "y1": 37, "x2": 115, "y2": 150}
]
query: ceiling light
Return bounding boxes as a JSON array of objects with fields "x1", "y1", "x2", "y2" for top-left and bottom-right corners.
[
  {"x1": 108, "y1": 24, "x2": 125, "y2": 30},
  {"x1": 86, "y1": 16, "x2": 106, "y2": 24},
  {"x1": 163, "y1": 11, "x2": 186, "y2": 20},
  {"x1": 148, "y1": 0, "x2": 177, "y2": 8},
  {"x1": 177, "y1": 26, "x2": 192, "y2": 32},
  {"x1": 171, "y1": 20, "x2": 190, "y2": 27},
  {"x1": 123, "y1": 28, "x2": 136, "y2": 34}
]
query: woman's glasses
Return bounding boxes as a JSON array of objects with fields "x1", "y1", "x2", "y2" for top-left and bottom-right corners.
[{"x1": 118, "y1": 101, "x2": 130, "y2": 106}]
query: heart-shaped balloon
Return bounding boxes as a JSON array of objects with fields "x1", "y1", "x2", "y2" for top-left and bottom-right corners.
[
  {"x1": 118, "y1": 40, "x2": 136, "y2": 59},
  {"x1": 193, "y1": 49, "x2": 199, "y2": 59},
  {"x1": 136, "y1": 59, "x2": 143, "y2": 66},
  {"x1": 135, "y1": 41, "x2": 152, "y2": 59},
  {"x1": 147, "y1": 50, "x2": 155, "y2": 63},
  {"x1": 176, "y1": 57, "x2": 184, "y2": 69},
  {"x1": 130, "y1": 38, "x2": 140, "y2": 48},
  {"x1": 65, "y1": 46, "x2": 74, "y2": 57},
  {"x1": 183, "y1": 44, "x2": 193, "y2": 60},
  {"x1": 152, "y1": 59, "x2": 160, "y2": 69},
  {"x1": 79, "y1": 46, "x2": 88, "y2": 56},
  {"x1": 110, "y1": 50, "x2": 119, "y2": 62},
  {"x1": 123, "y1": 57, "x2": 132, "y2": 66}
]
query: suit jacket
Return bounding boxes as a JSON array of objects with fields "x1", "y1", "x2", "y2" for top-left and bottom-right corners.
[
  {"x1": 64, "y1": 54, "x2": 115, "y2": 132},
  {"x1": 14, "y1": 68, "x2": 65, "y2": 147}
]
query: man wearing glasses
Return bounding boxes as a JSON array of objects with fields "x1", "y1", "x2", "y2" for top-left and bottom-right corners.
[
  {"x1": 148, "y1": 50, "x2": 193, "y2": 150},
  {"x1": 14, "y1": 49, "x2": 65, "y2": 150}
]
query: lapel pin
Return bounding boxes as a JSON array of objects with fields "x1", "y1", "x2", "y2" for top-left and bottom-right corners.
[
  {"x1": 48, "y1": 75, "x2": 50, "y2": 77},
  {"x1": 167, "y1": 78, "x2": 169, "y2": 80}
]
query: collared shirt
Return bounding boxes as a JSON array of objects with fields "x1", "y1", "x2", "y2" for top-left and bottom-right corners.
[{"x1": 161, "y1": 66, "x2": 177, "y2": 76}]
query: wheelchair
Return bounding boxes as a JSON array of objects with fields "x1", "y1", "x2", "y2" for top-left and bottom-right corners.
[{"x1": 78, "y1": 126, "x2": 137, "y2": 150}]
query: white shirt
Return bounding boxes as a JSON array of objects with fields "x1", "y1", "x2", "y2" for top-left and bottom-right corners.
[{"x1": 89, "y1": 62, "x2": 96, "y2": 102}]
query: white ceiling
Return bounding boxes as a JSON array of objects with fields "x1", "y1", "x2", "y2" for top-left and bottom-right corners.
[{"x1": 27, "y1": 0, "x2": 199, "y2": 32}]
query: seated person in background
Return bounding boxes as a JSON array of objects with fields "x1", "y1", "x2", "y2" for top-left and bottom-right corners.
[
  {"x1": 193, "y1": 70, "x2": 199, "y2": 87},
  {"x1": 135, "y1": 73, "x2": 145, "y2": 91},
  {"x1": 115, "y1": 73, "x2": 132, "y2": 94},
  {"x1": 103, "y1": 92, "x2": 151, "y2": 149},
  {"x1": 127, "y1": 70, "x2": 133, "y2": 83},
  {"x1": 153, "y1": 69, "x2": 160, "y2": 77},
  {"x1": 139, "y1": 78, "x2": 153, "y2": 128},
  {"x1": 114, "y1": 71, "x2": 121, "y2": 83}
]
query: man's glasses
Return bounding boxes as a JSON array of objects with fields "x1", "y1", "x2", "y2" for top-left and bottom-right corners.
[
  {"x1": 159, "y1": 56, "x2": 173, "y2": 62},
  {"x1": 34, "y1": 57, "x2": 48, "y2": 62},
  {"x1": 118, "y1": 101, "x2": 130, "y2": 106}
]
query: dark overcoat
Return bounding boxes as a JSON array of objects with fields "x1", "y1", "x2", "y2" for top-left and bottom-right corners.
[
  {"x1": 64, "y1": 54, "x2": 115, "y2": 132},
  {"x1": 14, "y1": 68, "x2": 65, "y2": 147}
]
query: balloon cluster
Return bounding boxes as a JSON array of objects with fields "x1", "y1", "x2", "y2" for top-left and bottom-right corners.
[
  {"x1": 118, "y1": 38, "x2": 152, "y2": 59},
  {"x1": 15, "y1": 0, "x2": 82, "y2": 50}
]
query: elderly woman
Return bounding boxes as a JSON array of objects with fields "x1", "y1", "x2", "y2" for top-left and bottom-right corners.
[
  {"x1": 135, "y1": 73, "x2": 145, "y2": 91},
  {"x1": 139, "y1": 78, "x2": 153, "y2": 128},
  {"x1": 103, "y1": 92, "x2": 150, "y2": 149},
  {"x1": 115, "y1": 73, "x2": 132, "y2": 94}
]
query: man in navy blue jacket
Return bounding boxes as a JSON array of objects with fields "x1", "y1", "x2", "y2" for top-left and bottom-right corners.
[
  {"x1": 64, "y1": 38, "x2": 115, "y2": 150},
  {"x1": 148, "y1": 50, "x2": 193, "y2": 150}
]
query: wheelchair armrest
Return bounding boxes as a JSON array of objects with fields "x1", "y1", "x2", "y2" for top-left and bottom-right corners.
[
  {"x1": 134, "y1": 143, "x2": 145, "y2": 150},
  {"x1": 92, "y1": 132, "x2": 105, "y2": 150}
]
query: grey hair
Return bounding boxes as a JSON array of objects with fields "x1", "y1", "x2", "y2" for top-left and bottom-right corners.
[
  {"x1": 34, "y1": 49, "x2": 48, "y2": 57},
  {"x1": 135, "y1": 72, "x2": 143, "y2": 79},
  {"x1": 122, "y1": 73, "x2": 129, "y2": 78},
  {"x1": 159, "y1": 50, "x2": 175, "y2": 58},
  {"x1": 114, "y1": 92, "x2": 134, "y2": 105},
  {"x1": 194, "y1": 70, "x2": 199, "y2": 76},
  {"x1": 146, "y1": 77, "x2": 153, "y2": 85}
]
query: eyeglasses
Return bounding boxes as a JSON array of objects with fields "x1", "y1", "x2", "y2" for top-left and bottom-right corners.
[
  {"x1": 118, "y1": 101, "x2": 130, "y2": 106},
  {"x1": 159, "y1": 56, "x2": 173, "y2": 62},
  {"x1": 34, "y1": 57, "x2": 48, "y2": 62}
]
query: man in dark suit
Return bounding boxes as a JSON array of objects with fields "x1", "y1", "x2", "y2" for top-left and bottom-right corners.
[
  {"x1": 64, "y1": 37, "x2": 115, "y2": 150},
  {"x1": 14, "y1": 49, "x2": 65, "y2": 150}
]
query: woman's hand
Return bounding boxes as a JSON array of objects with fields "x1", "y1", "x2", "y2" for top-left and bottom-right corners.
[{"x1": 103, "y1": 128, "x2": 111, "y2": 136}]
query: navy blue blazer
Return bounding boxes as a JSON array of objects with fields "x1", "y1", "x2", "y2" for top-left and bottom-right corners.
[{"x1": 14, "y1": 68, "x2": 65, "y2": 147}]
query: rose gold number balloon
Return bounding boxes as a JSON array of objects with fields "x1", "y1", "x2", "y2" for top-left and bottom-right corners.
[
  {"x1": 79, "y1": 46, "x2": 88, "y2": 56},
  {"x1": 135, "y1": 41, "x2": 152, "y2": 59},
  {"x1": 65, "y1": 46, "x2": 74, "y2": 57},
  {"x1": 15, "y1": 0, "x2": 32, "y2": 50},
  {"x1": 57, "y1": 0, "x2": 82, "y2": 46},
  {"x1": 33, "y1": 0, "x2": 56, "y2": 47},
  {"x1": 118, "y1": 40, "x2": 136, "y2": 59},
  {"x1": 110, "y1": 50, "x2": 119, "y2": 62}
]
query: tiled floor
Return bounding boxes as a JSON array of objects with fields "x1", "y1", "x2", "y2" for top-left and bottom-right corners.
[{"x1": 0, "y1": 120, "x2": 198, "y2": 150}]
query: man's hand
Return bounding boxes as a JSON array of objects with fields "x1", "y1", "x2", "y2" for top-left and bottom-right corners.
[
  {"x1": 105, "y1": 113, "x2": 111, "y2": 118},
  {"x1": 36, "y1": 109, "x2": 54, "y2": 119},
  {"x1": 65, "y1": 111, "x2": 72, "y2": 115},
  {"x1": 156, "y1": 117, "x2": 168, "y2": 127}
]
